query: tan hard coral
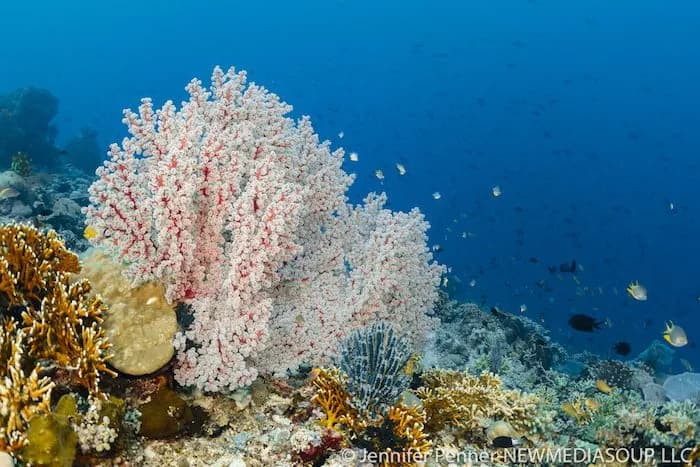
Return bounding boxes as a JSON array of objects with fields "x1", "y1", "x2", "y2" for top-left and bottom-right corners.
[
  {"x1": 416, "y1": 370, "x2": 541, "y2": 444},
  {"x1": 77, "y1": 248, "x2": 177, "y2": 376}
]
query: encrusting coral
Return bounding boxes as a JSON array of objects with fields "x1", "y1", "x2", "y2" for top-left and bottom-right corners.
[
  {"x1": 0, "y1": 223, "x2": 115, "y2": 453},
  {"x1": 415, "y1": 369, "x2": 543, "y2": 445}
]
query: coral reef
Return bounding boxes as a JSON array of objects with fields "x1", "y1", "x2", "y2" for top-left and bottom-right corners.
[
  {"x1": 415, "y1": 369, "x2": 547, "y2": 445},
  {"x1": 426, "y1": 297, "x2": 565, "y2": 390},
  {"x1": 336, "y1": 322, "x2": 412, "y2": 418}
]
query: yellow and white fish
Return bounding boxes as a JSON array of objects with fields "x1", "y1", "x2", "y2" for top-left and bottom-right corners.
[
  {"x1": 626, "y1": 281, "x2": 648, "y2": 301},
  {"x1": 374, "y1": 169, "x2": 384, "y2": 180},
  {"x1": 432, "y1": 192, "x2": 441, "y2": 200},
  {"x1": 663, "y1": 321, "x2": 688, "y2": 347},
  {"x1": 83, "y1": 225, "x2": 98, "y2": 240},
  {"x1": 349, "y1": 152, "x2": 359, "y2": 162},
  {"x1": 596, "y1": 379, "x2": 613, "y2": 394},
  {"x1": 0, "y1": 187, "x2": 20, "y2": 200},
  {"x1": 395, "y1": 163, "x2": 407, "y2": 175},
  {"x1": 492, "y1": 185, "x2": 502, "y2": 197}
]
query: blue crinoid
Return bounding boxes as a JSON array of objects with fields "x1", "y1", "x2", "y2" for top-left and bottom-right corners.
[{"x1": 336, "y1": 322, "x2": 413, "y2": 418}]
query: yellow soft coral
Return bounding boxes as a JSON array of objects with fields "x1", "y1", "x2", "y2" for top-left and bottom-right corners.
[{"x1": 416, "y1": 370, "x2": 540, "y2": 444}]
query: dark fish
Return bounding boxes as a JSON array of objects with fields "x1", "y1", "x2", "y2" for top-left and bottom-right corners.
[
  {"x1": 568, "y1": 314, "x2": 603, "y2": 332},
  {"x1": 560, "y1": 260, "x2": 577, "y2": 273},
  {"x1": 492, "y1": 436, "x2": 516, "y2": 448},
  {"x1": 35, "y1": 208, "x2": 52, "y2": 216},
  {"x1": 58, "y1": 148, "x2": 68, "y2": 155},
  {"x1": 528, "y1": 257, "x2": 539, "y2": 263},
  {"x1": 613, "y1": 341, "x2": 631, "y2": 356}
]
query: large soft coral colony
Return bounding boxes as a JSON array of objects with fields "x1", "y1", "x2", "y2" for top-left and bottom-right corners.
[{"x1": 84, "y1": 66, "x2": 444, "y2": 392}]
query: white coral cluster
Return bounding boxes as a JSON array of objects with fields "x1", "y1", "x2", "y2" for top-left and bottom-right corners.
[
  {"x1": 85, "y1": 66, "x2": 444, "y2": 392},
  {"x1": 73, "y1": 398, "x2": 118, "y2": 453}
]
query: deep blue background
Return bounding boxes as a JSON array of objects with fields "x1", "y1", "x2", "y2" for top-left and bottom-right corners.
[{"x1": 2, "y1": 0, "x2": 698, "y2": 369}]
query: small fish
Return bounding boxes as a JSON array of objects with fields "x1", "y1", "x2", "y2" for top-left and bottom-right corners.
[
  {"x1": 613, "y1": 341, "x2": 631, "y2": 356},
  {"x1": 627, "y1": 281, "x2": 648, "y2": 301},
  {"x1": 432, "y1": 244, "x2": 442, "y2": 252},
  {"x1": 469, "y1": 279, "x2": 477, "y2": 287},
  {"x1": 441, "y1": 277, "x2": 449, "y2": 287},
  {"x1": 349, "y1": 152, "x2": 359, "y2": 162},
  {"x1": 595, "y1": 379, "x2": 613, "y2": 394},
  {"x1": 663, "y1": 321, "x2": 688, "y2": 347},
  {"x1": 584, "y1": 398, "x2": 601, "y2": 411},
  {"x1": 395, "y1": 163, "x2": 407, "y2": 175},
  {"x1": 492, "y1": 185, "x2": 502, "y2": 197},
  {"x1": 492, "y1": 436, "x2": 520, "y2": 448},
  {"x1": 519, "y1": 304, "x2": 527, "y2": 313},
  {"x1": 403, "y1": 354, "x2": 421, "y2": 376},
  {"x1": 83, "y1": 225, "x2": 98, "y2": 240},
  {"x1": 0, "y1": 187, "x2": 20, "y2": 200},
  {"x1": 374, "y1": 169, "x2": 384, "y2": 180},
  {"x1": 338, "y1": 131, "x2": 344, "y2": 139},
  {"x1": 559, "y1": 260, "x2": 577, "y2": 273},
  {"x1": 432, "y1": 191, "x2": 441, "y2": 200},
  {"x1": 146, "y1": 296, "x2": 159, "y2": 306},
  {"x1": 568, "y1": 314, "x2": 603, "y2": 332}
]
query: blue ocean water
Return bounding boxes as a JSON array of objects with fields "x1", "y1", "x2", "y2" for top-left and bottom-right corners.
[{"x1": 1, "y1": 0, "x2": 698, "y2": 368}]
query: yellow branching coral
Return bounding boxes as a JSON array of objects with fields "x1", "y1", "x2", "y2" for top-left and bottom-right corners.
[
  {"x1": 0, "y1": 223, "x2": 115, "y2": 395},
  {"x1": 415, "y1": 370, "x2": 540, "y2": 443},
  {"x1": 21, "y1": 276, "x2": 115, "y2": 394},
  {"x1": 310, "y1": 368, "x2": 360, "y2": 431},
  {"x1": 0, "y1": 223, "x2": 80, "y2": 309},
  {"x1": 386, "y1": 404, "x2": 432, "y2": 457},
  {"x1": 0, "y1": 319, "x2": 54, "y2": 452}
]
